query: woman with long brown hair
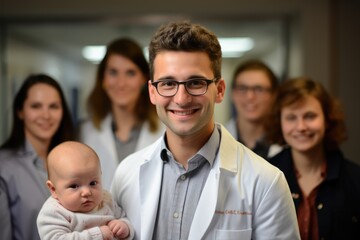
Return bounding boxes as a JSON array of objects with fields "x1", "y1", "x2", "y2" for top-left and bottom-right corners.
[
  {"x1": 0, "y1": 73, "x2": 74, "y2": 240},
  {"x1": 80, "y1": 38, "x2": 164, "y2": 190}
]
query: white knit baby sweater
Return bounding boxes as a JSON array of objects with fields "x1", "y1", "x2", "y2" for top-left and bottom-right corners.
[{"x1": 37, "y1": 191, "x2": 134, "y2": 240}]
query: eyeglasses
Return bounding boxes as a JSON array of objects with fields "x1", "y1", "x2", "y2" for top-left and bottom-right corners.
[
  {"x1": 151, "y1": 78, "x2": 217, "y2": 97},
  {"x1": 233, "y1": 84, "x2": 272, "y2": 95}
]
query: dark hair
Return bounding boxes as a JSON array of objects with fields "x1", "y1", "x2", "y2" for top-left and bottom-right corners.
[
  {"x1": 266, "y1": 77, "x2": 347, "y2": 150},
  {"x1": 149, "y1": 21, "x2": 222, "y2": 80},
  {"x1": 1, "y1": 74, "x2": 74, "y2": 152},
  {"x1": 87, "y1": 37, "x2": 159, "y2": 132},
  {"x1": 231, "y1": 59, "x2": 278, "y2": 90}
]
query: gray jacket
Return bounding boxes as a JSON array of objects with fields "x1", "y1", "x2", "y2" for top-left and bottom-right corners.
[{"x1": 0, "y1": 143, "x2": 50, "y2": 240}]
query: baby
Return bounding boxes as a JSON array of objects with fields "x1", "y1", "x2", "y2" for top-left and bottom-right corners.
[{"x1": 37, "y1": 141, "x2": 134, "y2": 240}]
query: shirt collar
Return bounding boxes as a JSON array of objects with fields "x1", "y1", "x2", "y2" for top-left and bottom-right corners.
[
  {"x1": 111, "y1": 119, "x2": 141, "y2": 142},
  {"x1": 159, "y1": 125, "x2": 220, "y2": 167},
  {"x1": 24, "y1": 140, "x2": 46, "y2": 169},
  {"x1": 24, "y1": 139, "x2": 38, "y2": 157}
]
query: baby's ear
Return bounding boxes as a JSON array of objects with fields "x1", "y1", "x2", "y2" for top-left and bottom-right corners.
[{"x1": 46, "y1": 180, "x2": 58, "y2": 199}]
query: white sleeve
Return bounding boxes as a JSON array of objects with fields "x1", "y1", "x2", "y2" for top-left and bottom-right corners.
[{"x1": 252, "y1": 171, "x2": 300, "y2": 240}]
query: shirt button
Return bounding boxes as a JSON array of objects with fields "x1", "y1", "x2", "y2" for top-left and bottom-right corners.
[
  {"x1": 291, "y1": 193, "x2": 300, "y2": 199},
  {"x1": 317, "y1": 203, "x2": 323, "y2": 210},
  {"x1": 173, "y1": 212, "x2": 179, "y2": 218},
  {"x1": 180, "y1": 175, "x2": 186, "y2": 181}
]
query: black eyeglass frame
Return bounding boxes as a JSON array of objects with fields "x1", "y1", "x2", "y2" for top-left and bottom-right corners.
[
  {"x1": 151, "y1": 78, "x2": 218, "y2": 97},
  {"x1": 232, "y1": 84, "x2": 273, "y2": 95}
]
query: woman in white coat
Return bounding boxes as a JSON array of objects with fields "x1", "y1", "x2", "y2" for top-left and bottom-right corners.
[{"x1": 80, "y1": 38, "x2": 164, "y2": 189}]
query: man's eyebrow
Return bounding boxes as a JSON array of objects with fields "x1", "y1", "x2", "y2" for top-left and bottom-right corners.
[
  {"x1": 155, "y1": 75, "x2": 208, "y2": 81},
  {"x1": 156, "y1": 76, "x2": 176, "y2": 81},
  {"x1": 187, "y1": 75, "x2": 207, "y2": 79},
  {"x1": 160, "y1": 75, "x2": 207, "y2": 80}
]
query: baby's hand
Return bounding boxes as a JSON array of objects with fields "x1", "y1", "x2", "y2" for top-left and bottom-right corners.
[
  {"x1": 99, "y1": 225, "x2": 114, "y2": 240},
  {"x1": 108, "y1": 219, "x2": 130, "y2": 239}
]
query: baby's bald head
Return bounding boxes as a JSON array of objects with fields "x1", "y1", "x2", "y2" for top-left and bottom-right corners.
[
  {"x1": 46, "y1": 141, "x2": 104, "y2": 212},
  {"x1": 47, "y1": 141, "x2": 101, "y2": 182}
]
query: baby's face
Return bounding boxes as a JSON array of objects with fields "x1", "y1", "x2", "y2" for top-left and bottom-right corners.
[{"x1": 49, "y1": 146, "x2": 103, "y2": 213}]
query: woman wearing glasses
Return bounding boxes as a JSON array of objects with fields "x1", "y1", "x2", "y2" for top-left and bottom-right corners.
[
  {"x1": 79, "y1": 38, "x2": 165, "y2": 190},
  {"x1": 226, "y1": 59, "x2": 281, "y2": 159}
]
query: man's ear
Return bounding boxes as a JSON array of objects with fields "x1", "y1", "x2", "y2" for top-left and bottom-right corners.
[
  {"x1": 46, "y1": 180, "x2": 58, "y2": 200},
  {"x1": 148, "y1": 80, "x2": 157, "y2": 105},
  {"x1": 215, "y1": 79, "x2": 226, "y2": 103}
]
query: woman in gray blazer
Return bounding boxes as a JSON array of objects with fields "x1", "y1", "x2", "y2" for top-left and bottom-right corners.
[{"x1": 0, "y1": 74, "x2": 74, "y2": 240}]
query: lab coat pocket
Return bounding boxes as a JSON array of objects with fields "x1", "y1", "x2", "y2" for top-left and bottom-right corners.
[{"x1": 215, "y1": 229, "x2": 252, "y2": 240}]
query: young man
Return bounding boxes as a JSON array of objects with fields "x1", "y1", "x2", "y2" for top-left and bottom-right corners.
[
  {"x1": 226, "y1": 59, "x2": 281, "y2": 159},
  {"x1": 111, "y1": 21, "x2": 300, "y2": 240}
]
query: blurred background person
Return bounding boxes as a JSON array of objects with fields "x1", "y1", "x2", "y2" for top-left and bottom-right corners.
[
  {"x1": 79, "y1": 37, "x2": 164, "y2": 190},
  {"x1": 267, "y1": 77, "x2": 360, "y2": 240},
  {"x1": 0, "y1": 73, "x2": 75, "y2": 240},
  {"x1": 226, "y1": 59, "x2": 280, "y2": 159}
]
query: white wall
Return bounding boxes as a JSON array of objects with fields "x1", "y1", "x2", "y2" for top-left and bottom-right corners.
[{"x1": 4, "y1": 35, "x2": 96, "y2": 132}]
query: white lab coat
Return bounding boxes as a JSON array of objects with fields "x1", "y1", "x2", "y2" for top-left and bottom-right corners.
[
  {"x1": 80, "y1": 114, "x2": 165, "y2": 190},
  {"x1": 111, "y1": 124, "x2": 300, "y2": 240}
]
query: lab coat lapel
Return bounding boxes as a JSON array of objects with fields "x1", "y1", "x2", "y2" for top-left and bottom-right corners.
[
  {"x1": 188, "y1": 125, "x2": 239, "y2": 239},
  {"x1": 188, "y1": 166, "x2": 220, "y2": 239},
  {"x1": 139, "y1": 155, "x2": 163, "y2": 240},
  {"x1": 99, "y1": 116, "x2": 118, "y2": 163}
]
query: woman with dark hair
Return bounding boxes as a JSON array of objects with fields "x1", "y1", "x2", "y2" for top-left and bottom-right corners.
[
  {"x1": 0, "y1": 73, "x2": 75, "y2": 240},
  {"x1": 80, "y1": 38, "x2": 164, "y2": 189},
  {"x1": 267, "y1": 77, "x2": 360, "y2": 240}
]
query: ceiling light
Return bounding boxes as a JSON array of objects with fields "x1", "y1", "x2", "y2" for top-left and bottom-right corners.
[
  {"x1": 82, "y1": 45, "x2": 149, "y2": 63},
  {"x1": 218, "y1": 37, "x2": 254, "y2": 58},
  {"x1": 82, "y1": 37, "x2": 254, "y2": 62},
  {"x1": 82, "y1": 46, "x2": 106, "y2": 63}
]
